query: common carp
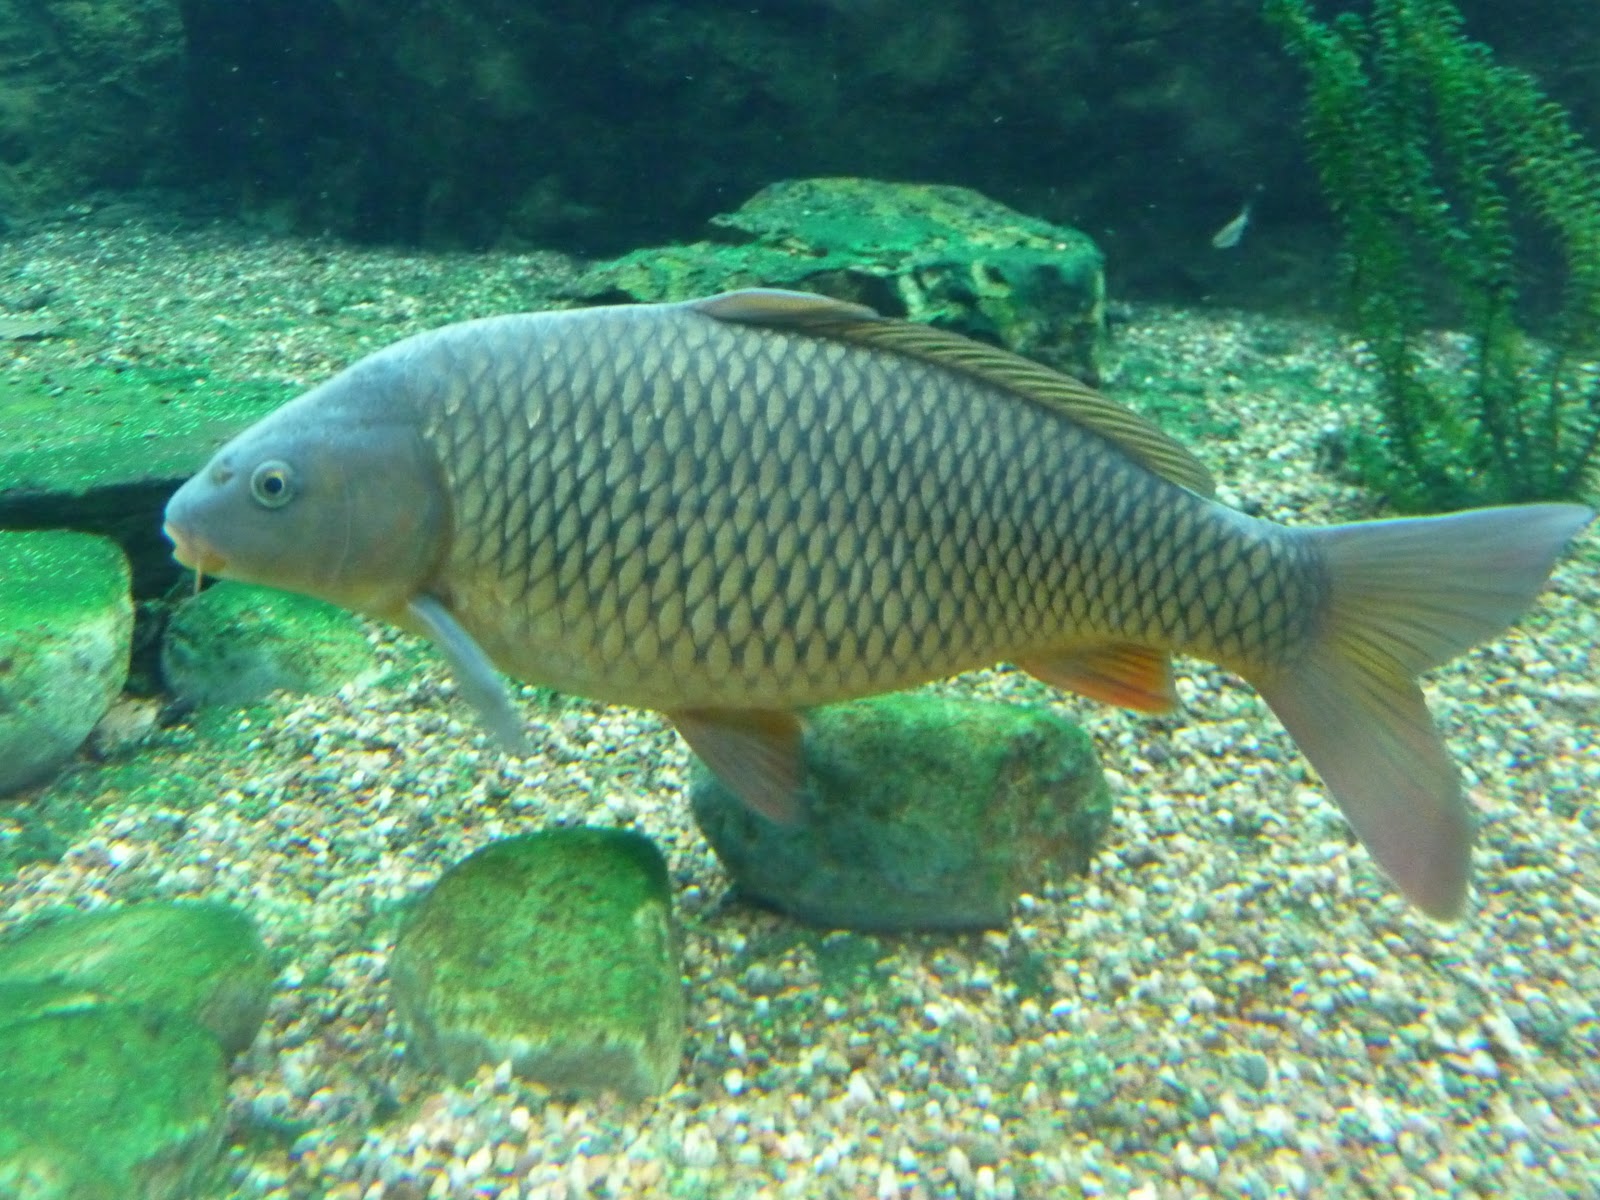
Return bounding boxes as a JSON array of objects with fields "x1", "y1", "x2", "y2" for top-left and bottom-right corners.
[{"x1": 162, "y1": 289, "x2": 1593, "y2": 918}]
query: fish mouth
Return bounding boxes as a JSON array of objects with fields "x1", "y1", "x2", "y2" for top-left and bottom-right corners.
[{"x1": 163, "y1": 521, "x2": 228, "y2": 583}]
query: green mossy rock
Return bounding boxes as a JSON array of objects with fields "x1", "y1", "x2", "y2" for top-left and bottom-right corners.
[
  {"x1": 0, "y1": 901, "x2": 273, "y2": 1058},
  {"x1": 0, "y1": 982, "x2": 228, "y2": 1200},
  {"x1": 160, "y1": 580, "x2": 383, "y2": 710},
  {"x1": 691, "y1": 694, "x2": 1112, "y2": 931},
  {"x1": 0, "y1": 531, "x2": 133, "y2": 796},
  {"x1": 390, "y1": 828, "x2": 685, "y2": 1100},
  {"x1": 571, "y1": 178, "x2": 1106, "y2": 382}
]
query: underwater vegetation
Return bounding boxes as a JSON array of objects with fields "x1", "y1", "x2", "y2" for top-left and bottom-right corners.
[{"x1": 1268, "y1": 0, "x2": 1600, "y2": 510}]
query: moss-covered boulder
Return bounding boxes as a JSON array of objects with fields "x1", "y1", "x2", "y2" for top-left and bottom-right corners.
[
  {"x1": 0, "y1": 981, "x2": 229, "y2": 1200},
  {"x1": 0, "y1": 901, "x2": 273, "y2": 1057},
  {"x1": 571, "y1": 178, "x2": 1106, "y2": 381},
  {"x1": 160, "y1": 580, "x2": 383, "y2": 710},
  {"x1": 390, "y1": 828, "x2": 685, "y2": 1100},
  {"x1": 0, "y1": 531, "x2": 133, "y2": 795},
  {"x1": 691, "y1": 694, "x2": 1112, "y2": 931}
]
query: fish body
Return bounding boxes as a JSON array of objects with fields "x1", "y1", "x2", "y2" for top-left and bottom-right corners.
[
  {"x1": 409, "y1": 303, "x2": 1310, "y2": 711},
  {"x1": 1211, "y1": 191, "x2": 1260, "y2": 249},
  {"x1": 164, "y1": 290, "x2": 1592, "y2": 918}
]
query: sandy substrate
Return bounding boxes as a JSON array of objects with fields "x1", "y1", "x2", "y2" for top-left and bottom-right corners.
[{"x1": 2, "y1": 203, "x2": 1598, "y2": 1199}]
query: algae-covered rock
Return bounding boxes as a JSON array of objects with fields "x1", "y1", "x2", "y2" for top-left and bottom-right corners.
[
  {"x1": 571, "y1": 178, "x2": 1106, "y2": 381},
  {"x1": 0, "y1": 901, "x2": 273, "y2": 1057},
  {"x1": 691, "y1": 694, "x2": 1112, "y2": 931},
  {"x1": 0, "y1": 531, "x2": 133, "y2": 796},
  {"x1": 0, "y1": 981, "x2": 228, "y2": 1200},
  {"x1": 391, "y1": 828, "x2": 685, "y2": 1100},
  {"x1": 160, "y1": 580, "x2": 383, "y2": 710}
]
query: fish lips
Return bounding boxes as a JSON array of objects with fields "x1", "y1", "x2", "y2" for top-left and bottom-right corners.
[{"x1": 162, "y1": 519, "x2": 228, "y2": 579}]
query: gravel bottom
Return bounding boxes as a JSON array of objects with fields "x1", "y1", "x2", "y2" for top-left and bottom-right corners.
[{"x1": 2, "y1": 201, "x2": 1599, "y2": 1200}]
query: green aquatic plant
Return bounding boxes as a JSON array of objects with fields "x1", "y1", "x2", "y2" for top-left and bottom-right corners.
[{"x1": 1266, "y1": 0, "x2": 1600, "y2": 510}]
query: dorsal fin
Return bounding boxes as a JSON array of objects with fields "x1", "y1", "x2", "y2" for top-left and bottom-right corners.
[{"x1": 692, "y1": 288, "x2": 1217, "y2": 497}]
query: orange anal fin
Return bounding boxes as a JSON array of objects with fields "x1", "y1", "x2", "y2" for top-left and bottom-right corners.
[
  {"x1": 1018, "y1": 644, "x2": 1178, "y2": 714},
  {"x1": 669, "y1": 708, "x2": 806, "y2": 824}
]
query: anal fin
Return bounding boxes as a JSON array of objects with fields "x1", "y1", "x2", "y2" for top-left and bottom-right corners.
[
  {"x1": 1018, "y1": 643, "x2": 1178, "y2": 714},
  {"x1": 670, "y1": 708, "x2": 806, "y2": 823}
]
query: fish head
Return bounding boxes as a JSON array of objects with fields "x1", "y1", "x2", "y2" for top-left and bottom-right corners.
[{"x1": 163, "y1": 361, "x2": 448, "y2": 619}]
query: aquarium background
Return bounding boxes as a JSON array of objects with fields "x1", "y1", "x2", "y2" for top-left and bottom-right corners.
[
  {"x1": 0, "y1": 0, "x2": 1589, "y2": 306},
  {"x1": 1, "y1": 1, "x2": 1599, "y2": 1199}
]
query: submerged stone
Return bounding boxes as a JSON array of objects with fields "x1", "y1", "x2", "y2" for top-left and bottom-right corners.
[
  {"x1": 160, "y1": 580, "x2": 383, "y2": 711},
  {"x1": 0, "y1": 530, "x2": 133, "y2": 796},
  {"x1": 0, "y1": 900, "x2": 273, "y2": 1057},
  {"x1": 0, "y1": 981, "x2": 228, "y2": 1200},
  {"x1": 571, "y1": 177, "x2": 1106, "y2": 382},
  {"x1": 691, "y1": 694, "x2": 1112, "y2": 930},
  {"x1": 390, "y1": 828, "x2": 685, "y2": 1100}
]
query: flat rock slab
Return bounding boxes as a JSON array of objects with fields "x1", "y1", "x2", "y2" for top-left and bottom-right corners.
[{"x1": 0, "y1": 364, "x2": 293, "y2": 595}]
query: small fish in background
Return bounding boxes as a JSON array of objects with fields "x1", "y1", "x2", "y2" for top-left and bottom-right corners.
[
  {"x1": 1211, "y1": 187, "x2": 1262, "y2": 249},
  {"x1": 163, "y1": 289, "x2": 1592, "y2": 920}
]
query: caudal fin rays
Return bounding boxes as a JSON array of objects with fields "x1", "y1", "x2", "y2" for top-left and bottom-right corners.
[
  {"x1": 1252, "y1": 656, "x2": 1470, "y2": 918},
  {"x1": 1253, "y1": 502, "x2": 1592, "y2": 919}
]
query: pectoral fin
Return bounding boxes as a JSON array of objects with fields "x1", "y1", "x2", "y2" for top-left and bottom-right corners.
[
  {"x1": 407, "y1": 594, "x2": 528, "y2": 754},
  {"x1": 1018, "y1": 643, "x2": 1178, "y2": 713},
  {"x1": 670, "y1": 708, "x2": 806, "y2": 823}
]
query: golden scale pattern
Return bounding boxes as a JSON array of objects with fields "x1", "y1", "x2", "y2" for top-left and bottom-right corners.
[{"x1": 416, "y1": 306, "x2": 1324, "y2": 709}]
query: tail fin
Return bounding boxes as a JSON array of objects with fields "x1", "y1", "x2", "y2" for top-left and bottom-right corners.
[{"x1": 1249, "y1": 503, "x2": 1593, "y2": 919}]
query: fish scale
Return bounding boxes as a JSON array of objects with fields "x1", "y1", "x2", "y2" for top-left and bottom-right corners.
[
  {"x1": 411, "y1": 303, "x2": 1315, "y2": 711},
  {"x1": 163, "y1": 287, "x2": 1593, "y2": 916}
]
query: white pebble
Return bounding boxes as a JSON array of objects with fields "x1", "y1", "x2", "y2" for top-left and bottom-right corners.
[
  {"x1": 846, "y1": 1072, "x2": 878, "y2": 1108},
  {"x1": 947, "y1": 1146, "x2": 974, "y2": 1191},
  {"x1": 463, "y1": 1145, "x2": 492, "y2": 1179},
  {"x1": 1257, "y1": 1105, "x2": 1293, "y2": 1140},
  {"x1": 680, "y1": 1124, "x2": 718, "y2": 1169}
]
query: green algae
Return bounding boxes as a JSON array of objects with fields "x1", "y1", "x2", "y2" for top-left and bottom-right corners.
[
  {"x1": 0, "y1": 530, "x2": 134, "y2": 796},
  {"x1": 390, "y1": 827, "x2": 685, "y2": 1099},
  {"x1": 0, "y1": 363, "x2": 293, "y2": 499},
  {"x1": 0, "y1": 529, "x2": 129, "y2": 630},
  {"x1": 0, "y1": 901, "x2": 273, "y2": 1058},
  {"x1": 573, "y1": 178, "x2": 1106, "y2": 380},
  {"x1": 0, "y1": 984, "x2": 228, "y2": 1200}
]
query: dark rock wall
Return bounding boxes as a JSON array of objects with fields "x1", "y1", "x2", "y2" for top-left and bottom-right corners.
[{"x1": 0, "y1": 0, "x2": 185, "y2": 221}]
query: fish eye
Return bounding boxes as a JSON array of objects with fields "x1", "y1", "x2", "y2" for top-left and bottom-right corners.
[{"x1": 249, "y1": 460, "x2": 296, "y2": 508}]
